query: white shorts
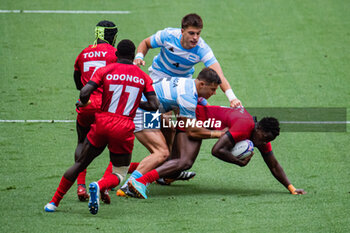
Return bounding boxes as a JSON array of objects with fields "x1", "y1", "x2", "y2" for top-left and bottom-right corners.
[
  {"x1": 133, "y1": 108, "x2": 145, "y2": 133},
  {"x1": 133, "y1": 67, "x2": 169, "y2": 133},
  {"x1": 148, "y1": 66, "x2": 171, "y2": 83},
  {"x1": 133, "y1": 66, "x2": 191, "y2": 133}
]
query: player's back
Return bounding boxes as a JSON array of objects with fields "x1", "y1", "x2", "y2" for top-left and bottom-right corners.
[
  {"x1": 153, "y1": 77, "x2": 197, "y2": 114},
  {"x1": 196, "y1": 105, "x2": 255, "y2": 130},
  {"x1": 91, "y1": 62, "x2": 153, "y2": 119},
  {"x1": 74, "y1": 43, "x2": 117, "y2": 88}
]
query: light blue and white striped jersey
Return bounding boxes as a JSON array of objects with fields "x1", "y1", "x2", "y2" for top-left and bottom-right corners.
[
  {"x1": 153, "y1": 77, "x2": 198, "y2": 118},
  {"x1": 150, "y1": 28, "x2": 217, "y2": 78}
]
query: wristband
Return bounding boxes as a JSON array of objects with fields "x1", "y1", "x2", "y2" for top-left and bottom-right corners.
[
  {"x1": 288, "y1": 184, "x2": 297, "y2": 194},
  {"x1": 210, "y1": 131, "x2": 215, "y2": 138},
  {"x1": 225, "y1": 89, "x2": 237, "y2": 102},
  {"x1": 135, "y1": 52, "x2": 144, "y2": 60}
]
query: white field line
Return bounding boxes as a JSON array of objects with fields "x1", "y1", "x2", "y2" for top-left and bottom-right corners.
[
  {"x1": 0, "y1": 120, "x2": 75, "y2": 123},
  {"x1": 0, "y1": 10, "x2": 130, "y2": 14},
  {"x1": 0, "y1": 120, "x2": 349, "y2": 124}
]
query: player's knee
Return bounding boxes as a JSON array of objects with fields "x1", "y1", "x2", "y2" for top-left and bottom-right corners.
[
  {"x1": 155, "y1": 147, "x2": 170, "y2": 162},
  {"x1": 211, "y1": 146, "x2": 220, "y2": 158}
]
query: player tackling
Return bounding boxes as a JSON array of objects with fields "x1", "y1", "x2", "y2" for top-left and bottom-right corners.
[{"x1": 128, "y1": 105, "x2": 306, "y2": 199}]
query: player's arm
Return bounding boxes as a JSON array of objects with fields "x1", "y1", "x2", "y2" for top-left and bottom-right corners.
[
  {"x1": 139, "y1": 91, "x2": 159, "y2": 111},
  {"x1": 262, "y1": 151, "x2": 306, "y2": 195},
  {"x1": 76, "y1": 81, "x2": 97, "y2": 107},
  {"x1": 134, "y1": 37, "x2": 152, "y2": 67},
  {"x1": 208, "y1": 62, "x2": 242, "y2": 108},
  {"x1": 211, "y1": 132, "x2": 253, "y2": 167},
  {"x1": 184, "y1": 118, "x2": 224, "y2": 139},
  {"x1": 73, "y1": 70, "x2": 83, "y2": 90}
]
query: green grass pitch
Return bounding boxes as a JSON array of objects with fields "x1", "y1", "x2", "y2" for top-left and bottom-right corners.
[{"x1": 0, "y1": 0, "x2": 349, "y2": 232}]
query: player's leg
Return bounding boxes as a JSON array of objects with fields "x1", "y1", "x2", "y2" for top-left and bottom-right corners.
[
  {"x1": 116, "y1": 129, "x2": 169, "y2": 197},
  {"x1": 160, "y1": 111, "x2": 176, "y2": 151},
  {"x1": 75, "y1": 120, "x2": 91, "y2": 161},
  {"x1": 128, "y1": 162, "x2": 139, "y2": 173},
  {"x1": 98, "y1": 152, "x2": 131, "y2": 204},
  {"x1": 156, "y1": 130, "x2": 198, "y2": 185},
  {"x1": 66, "y1": 139, "x2": 105, "y2": 180},
  {"x1": 89, "y1": 116, "x2": 134, "y2": 213},
  {"x1": 45, "y1": 138, "x2": 105, "y2": 212},
  {"x1": 134, "y1": 129, "x2": 170, "y2": 173},
  {"x1": 128, "y1": 132, "x2": 202, "y2": 199},
  {"x1": 75, "y1": 120, "x2": 91, "y2": 201},
  {"x1": 155, "y1": 131, "x2": 202, "y2": 177}
]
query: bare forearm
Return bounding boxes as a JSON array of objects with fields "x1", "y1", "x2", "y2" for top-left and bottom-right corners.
[
  {"x1": 139, "y1": 101, "x2": 158, "y2": 111},
  {"x1": 139, "y1": 93, "x2": 159, "y2": 111},
  {"x1": 74, "y1": 70, "x2": 83, "y2": 90},
  {"x1": 79, "y1": 82, "x2": 97, "y2": 104},
  {"x1": 209, "y1": 62, "x2": 231, "y2": 92},
  {"x1": 187, "y1": 128, "x2": 222, "y2": 139},
  {"x1": 269, "y1": 164, "x2": 291, "y2": 188},
  {"x1": 137, "y1": 38, "x2": 152, "y2": 56}
]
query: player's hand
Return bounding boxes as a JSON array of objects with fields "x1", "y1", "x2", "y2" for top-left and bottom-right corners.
[
  {"x1": 217, "y1": 128, "x2": 229, "y2": 137},
  {"x1": 291, "y1": 189, "x2": 307, "y2": 195},
  {"x1": 133, "y1": 58, "x2": 145, "y2": 67},
  {"x1": 76, "y1": 100, "x2": 91, "y2": 109},
  {"x1": 237, "y1": 152, "x2": 254, "y2": 167},
  {"x1": 230, "y1": 98, "x2": 242, "y2": 108},
  {"x1": 222, "y1": 127, "x2": 229, "y2": 134}
]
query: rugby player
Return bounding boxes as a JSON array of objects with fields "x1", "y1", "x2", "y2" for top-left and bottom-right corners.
[
  {"x1": 44, "y1": 40, "x2": 159, "y2": 214},
  {"x1": 134, "y1": 13, "x2": 241, "y2": 107},
  {"x1": 73, "y1": 20, "x2": 118, "y2": 203},
  {"x1": 128, "y1": 105, "x2": 306, "y2": 199},
  {"x1": 127, "y1": 14, "x2": 243, "y2": 189},
  {"x1": 116, "y1": 68, "x2": 221, "y2": 197}
]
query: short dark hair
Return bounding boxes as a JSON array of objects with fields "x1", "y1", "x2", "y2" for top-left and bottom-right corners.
[
  {"x1": 258, "y1": 117, "x2": 280, "y2": 139},
  {"x1": 181, "y1": 13, "x2": 203, "y2": 29},
  {"x1": 197, "y1": 67, "x2": 222, "y2": 85},
  {"x1": 116, "y1": 39, "x2": 136, "y2": 60},
  {"x1": 96, "y1": 20, "x2": 118, "y2": 45}
]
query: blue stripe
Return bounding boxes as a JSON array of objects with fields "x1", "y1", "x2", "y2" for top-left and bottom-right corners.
[
  {"x1": 153, "y1": 56, "x2": 194, "y2": 77},
  {"x1": 159, "y1": 51, "x2": 190, "y2": 72},
  {"x1": 153, "y1": 77, "x2": 197, "y2": 114},
  {"x1": 162, "y1": 48, "x2": 196, "y2": 67}
]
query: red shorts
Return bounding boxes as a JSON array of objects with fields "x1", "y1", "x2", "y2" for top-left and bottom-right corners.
[
  {"x1": 76, "y1": 96, "x2": 102, "y2": 128},
  {"x1": 87, "y1": 112, "x2": 135, "y2": 154}
]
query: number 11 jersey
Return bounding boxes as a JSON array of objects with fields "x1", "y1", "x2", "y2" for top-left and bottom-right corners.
[{"x1": 90, "y1": 61, "x2": 155, "y2": 119}]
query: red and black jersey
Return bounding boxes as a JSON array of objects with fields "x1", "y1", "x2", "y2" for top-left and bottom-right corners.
[
  {"x1": 90, "y1": 62, "x2": 154, "y2": 118},
  {"x1": 196, "y1": 105, "x2": 272, "y2": 154}
]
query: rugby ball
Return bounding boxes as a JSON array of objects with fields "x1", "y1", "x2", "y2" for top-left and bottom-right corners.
[{"x1": 231, "y1": 140, "x2": 254, "y2": 160}]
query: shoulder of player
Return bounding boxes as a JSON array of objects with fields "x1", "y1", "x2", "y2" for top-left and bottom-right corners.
[
  {"x1": 226, "y1": 110, "x2": 255, "y2": 129},
  {"x1": 179, "y1": 79, "x2": 198, "y2": 100},
  {"x1": 195, "y1": 37, "x2": 211, "y2": 50},
  {"x1": 109, "y1": 63, "x2": 151, "y2": 78},
  {"x1": 80, "y1": 43, "x2": 116, "y2": 53},
  {"x1": 161, "y1": 27, "x2": 181, "y2": 39},
  {"x1": 179, "y1": 77, "x2": 196, "y2": 89}
]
